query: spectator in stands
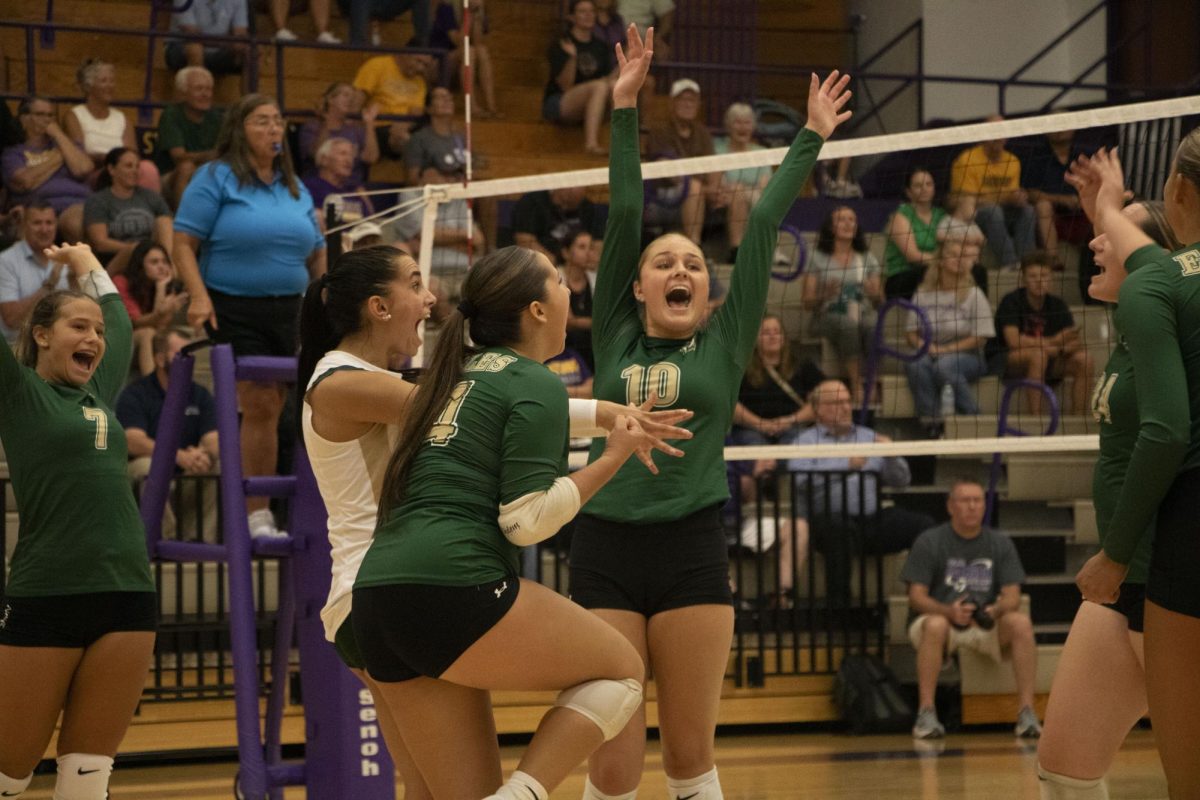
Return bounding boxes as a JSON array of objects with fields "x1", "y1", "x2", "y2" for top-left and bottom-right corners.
[
  {"x1": 989, "y1": 251, "x2": 1093, "y2": 415},
  {"x1": 297, "y1": 82, "x2": 379, "y2": 183},
  {"x1": 1023, "y1": 129, "x2": 1087, "y2": 254},
  {"x1": 0, "y1": 201, "x2": 69, "y2": 344},
  {"x1": 512, "y1": 184, "x2": 604, "y2": 260},
  {"x1": 560, "y1": 225, "x2": 595, "y2": 369},
  {"x1": 645, "y1": 78, "x2": 721, "y2": 244},
  {"x1": 715, "y1": 102, "x2": 772, "y2": 261},
  {"x1": 730, "y1": 314, "x2": 823, "y2": 500},
  {"x1": 883, "y1": 166, "x2": 948, "y2": 299},
  {"x1": 64, "y1": 59, "x2": 160, "y2": 192},
  {"x1": 431, "y1": 0, "x2": 501, "y2": 119},
  {"x1": 803, "y1": 205, "x2": 882, "y2": 402},
  {"x1": 2, "y1": 96, "x2": 92, "y2": 242},
  {"x1": 174, "y1": 93, "x2": 326, "y2": 540},
  {"x1": 949, "y1": 115, "x2": 1036, "y2": 269},
  {"x1": 544, "y1": 0, "x2": 615, "y2": 156},
  {"x1": 117, "y1": 326, "x2": 220, "y2": 541},
  {"x1": 786, "y1": 378, "x2": 932, "y2": 606},
  {"x1": 113, "y1": 240, "x2": 189, "y2": 376},
  {"x1": 154, "y1": 67, "x2": 222, "y2": 210},
  {"x1": 84, "y1": 147, "x2": 173, "y2": 275},
  {"x1": 303, "y1": 137, "x2": 374, "y2": 230},
  {"x1": 904, "y1": 237, "x2": 995, "y2": 433},
  {"x1": 385, "y1": 166, "x2": 481, "y2": 320},
  {"x1": 904, "y1": 477, "x2": 1041, "y2": 740},
  {"x1": 618, "y1": 0, "x2": 674, "y2": 58},
  {"x1": 546, "y1": 346, "x2": 594, "y2": 400},
  {"x1": 339, "y1": 0, "x2": 431, "y2": 48},
  {"x1": 353, "y1": 48, "x2": 434, "y2": 161},
  {"x1": 346, "y1": 220, "x2": 384, "y2": 249},
  {"x1": 592, "y1": 0, "x2": 626, "y2": 50},
  {"x1": 404, "y1": 85, "x2": 467, "y2": 185},
  {"x1": 164, "y1": 0, "x2": 249, "y2": 75},
  {"x1": 270, "y1": 0, "x2": 341, "y2": 43}
]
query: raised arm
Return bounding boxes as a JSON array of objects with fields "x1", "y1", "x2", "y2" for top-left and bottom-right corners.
[
  {"x1": 711, "y1": 71, "x2": 852, "y2": 361},
  {"x1": 591, "y1": 25, "x2": 654, "y2": 351}
]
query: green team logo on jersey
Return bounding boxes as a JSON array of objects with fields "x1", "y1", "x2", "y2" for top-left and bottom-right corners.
[
  {"x1": 467, "y1": 352, "x2": 517, "y2": 373},
  {"x1": 1173, "y1": 249, "x2": 1200, "y2": 277}
]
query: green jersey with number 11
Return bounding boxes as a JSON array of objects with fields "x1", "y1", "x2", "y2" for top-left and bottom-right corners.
[{"x1": 585, "y1": 107, "x2": 825, "y2": 524}]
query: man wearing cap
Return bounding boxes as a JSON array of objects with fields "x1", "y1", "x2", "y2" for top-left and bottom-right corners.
[
  {"x1": 346, "y1": 221, "x2": 384, "y2": 250},
  {"x1": 644, "y1": 78, "x2": 723, "y2": 244}
]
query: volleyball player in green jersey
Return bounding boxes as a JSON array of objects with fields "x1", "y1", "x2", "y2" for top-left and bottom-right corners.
[
  {"x1": 0, "y1": 243, "x2": 155, "y2": 800},
  {"x1": 1036, "y1": 199, "x2": 1180, "y2": 800},
  {"x1": 1068, "y1": 139, "x2": 1200, "y2": 799},
  {"x1": 568, "y1": 27, "x2": 853, "y2": 800},
  {"x1": 352, "y1": 244, "x2": 670, "y2": 800}
]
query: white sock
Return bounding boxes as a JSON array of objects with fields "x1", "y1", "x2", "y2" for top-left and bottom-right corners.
[
  {"x1": 1037, "y1": 764, "x2": 1109, "y2": 800},
  {"x1": 666, "y1": 767, "x2": 723, "y2": 800},
  {"x1": 54, "y1": 753, "x2": 113, "y2": 800},
  {"x1": 582, "y1": 776, "x2": 638, "y2": 800},
  {"x1": 487, "y1": 770, "x2": 548, "y2": 800},
  {"x1": 0, "y1": 768, "x2": 32, "y2": 797}
]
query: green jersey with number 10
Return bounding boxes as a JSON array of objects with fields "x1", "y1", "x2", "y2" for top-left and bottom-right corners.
[
  {"x1": 584, "y1": 107, "x2": 825, "y2": 524},
  {"x1": 0, "y1": 293, "x2": 154, "y2": 596}
]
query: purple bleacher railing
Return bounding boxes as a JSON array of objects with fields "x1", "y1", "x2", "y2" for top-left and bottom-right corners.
[
  {"x1": 860, "y1": 297, "x2": 931, "y2": 424},
  {"x1": 141, "y1": 343, "x2": 395, "y2": 799},
  {"x1": 986, "y1": 380, "x2": 1060, "y2": 526}
]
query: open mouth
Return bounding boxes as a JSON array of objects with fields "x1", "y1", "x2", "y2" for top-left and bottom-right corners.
[
  {"x1": 72, "y1": 351, "x2": 96, "y2": 371},
  {"x1": 666, "y1": 285, "x2": 692, "y2": 310}
]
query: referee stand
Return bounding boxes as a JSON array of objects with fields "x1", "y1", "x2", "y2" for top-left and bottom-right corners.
[{"x1": 139, "y1": 342, "x2": 396, "y2": 800}]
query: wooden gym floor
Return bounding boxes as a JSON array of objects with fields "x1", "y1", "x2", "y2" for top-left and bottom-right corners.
[{"x1": 20, "y1": 729, "x2": 1167, "y2": 799}]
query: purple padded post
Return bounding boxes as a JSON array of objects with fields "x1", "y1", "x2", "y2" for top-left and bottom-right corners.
[
  {"x1": 860, "y1": 298, "x2": 931, "y2": 422},
  {"x1": 140, "y1": 351, "x2": 197, "y2": 550},
  {"x1": 986, "y1": 380, "x2": 1060, "y2": 525},
  {"x1": 290, "y1": 446, "x2": 397, "y2": 799}
]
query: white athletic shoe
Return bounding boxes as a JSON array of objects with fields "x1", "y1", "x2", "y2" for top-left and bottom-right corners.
[
  {"x1": 273, "y1": 27, "x2": 298, "y2": 41},
  {"x1": 1015, "y1": 705, "x2": 1043, "y2": 738},
  {"x1": 248, "y1": 509, "x2": 288, "y2": 539},
  {"x1": 316, "y1": 31, "x2": 342, "y2": 44},
  {"x1": 912, "y1": 706, "x2": 945, "y2": 739}
]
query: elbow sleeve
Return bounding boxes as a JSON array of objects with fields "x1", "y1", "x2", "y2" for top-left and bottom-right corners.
[
  {"x1": 78, "y1": 269, "x2": 118, "y2": 300},
  {"x1": 498, "y1": 477, "x2": 582, "y2": 546}
]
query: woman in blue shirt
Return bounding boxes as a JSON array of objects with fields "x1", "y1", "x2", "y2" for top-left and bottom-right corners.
[{"x1": 174, "y1": 93, "x2": 326, "y2": 540}]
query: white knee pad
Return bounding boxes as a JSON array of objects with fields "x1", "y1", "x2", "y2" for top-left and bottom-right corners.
[
  {"x1": 554, "y1": 677, "x2": 642, "y2": 741},
  {"x1": 0, "y1": 769, "x2": 32, "y2": 797},
  {"x1": 1037, "y1": 764, "x2": 1109, "y2": 800},
  {"x1": 667, "y1": 767, "x2": 723, "y2": 800},
  {"x1": 582, "y1": 776, "x2": 638, "y2": 800},
  {"x1": 54, "y1": 753, "x2": 113, "y2": 800}
]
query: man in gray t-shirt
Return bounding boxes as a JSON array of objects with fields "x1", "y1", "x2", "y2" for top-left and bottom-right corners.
[{"x1": 901, "y1": 478, "x2": 1041, "y2": 740}]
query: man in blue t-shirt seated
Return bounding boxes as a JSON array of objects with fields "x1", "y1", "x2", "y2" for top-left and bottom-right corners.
[
  {"x1": 988, "y1": 251, "x2": 1094, "y2": 415},
  {"x1": 902, "y1": 478, "x2": 1041, "y2": 740},
  {"x1": 116, "y1": 327, "x2": 220, "y2": 542}
]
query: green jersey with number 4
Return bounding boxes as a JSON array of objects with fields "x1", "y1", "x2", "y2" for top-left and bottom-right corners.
[
  {"x1": 0, "y1": 293, "x2": 154, "y2": 596},
  {"x1": 356, "y1": 348, "x2": 570, "y2": 587},
  {"x1": 585, "y1": 107, "x2": 825, "y2": 524}
]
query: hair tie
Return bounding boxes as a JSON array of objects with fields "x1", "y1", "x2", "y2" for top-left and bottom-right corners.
[{"x1": 457, "y1": 299, "x2": 476, "y2": 319}]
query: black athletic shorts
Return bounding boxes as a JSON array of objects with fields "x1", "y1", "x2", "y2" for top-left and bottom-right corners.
[
  {"x1": 352, "y1": 575, "x2": 519, "y2": 683},
  {"x1": 207, "y1": 289, "x2": 302, "y2": 358},
  {"x1": 1102, "y1": 582, "x2": 1146, "y2": 633},
  {"x1": 1148, "y1": 466, "x2": 1200, "y2": 619},
  {"x1": 569, "y1": 505, "x2": 733, "y2": 617},
  {"x1": 334, "y1": 618, "x2": 365, "y2": 671},
  {"x1": 0, "y1": 591, "x2": 157, "y2": 648}
]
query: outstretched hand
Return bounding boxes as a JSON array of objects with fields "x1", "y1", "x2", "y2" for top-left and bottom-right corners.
[
  {"x1": 1064, "y1": 153, "x2": 1101, "y2": 222},
  {"x1": 44, "y1": 242, "x2": 103, "y2": 277},
  {"x1": 624, "y1": 391, "x2": 693, "y2": 473},
  {"x1": 1066, "y1": 148, "x2": 1133, "y2": 225},
  {"x1": 612, "y1": 24, "x2": 653, "y2": 109},
  {"x1": 804, "y1": 70, "x2": 853, "y2": 140}
]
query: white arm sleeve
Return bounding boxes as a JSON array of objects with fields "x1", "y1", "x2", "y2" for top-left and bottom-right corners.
[
  {"x1": 498, "y1": 476, "x2": 582, "y2": 546},
  {"x1": 77, "y1": 269, "x2": 118, "y2": 300},
  {"x1": 567, "y1": 398, "x2": 604, "y2": 437}
]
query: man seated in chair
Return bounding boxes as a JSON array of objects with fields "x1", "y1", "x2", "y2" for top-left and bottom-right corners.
[
  {"x1": 784, "y1": 379, "x2": 931, "y2": 607},
  {"x1": 902, "y1": 477, "x2": 1041, "y2": 740}
]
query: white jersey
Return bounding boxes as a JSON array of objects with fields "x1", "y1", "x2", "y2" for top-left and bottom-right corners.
[{"x1": 302, "y1": 351, "x2": 406, "y2": 642}]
